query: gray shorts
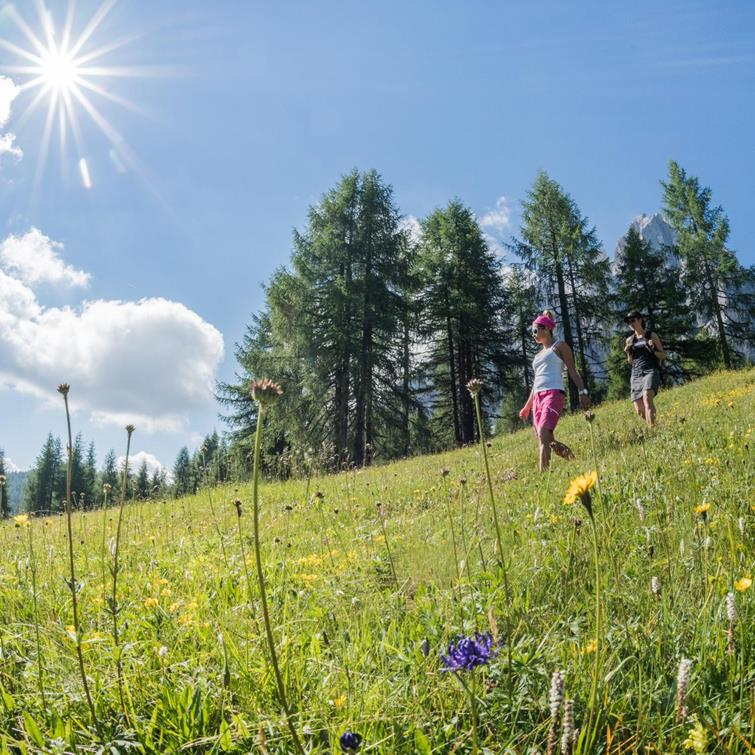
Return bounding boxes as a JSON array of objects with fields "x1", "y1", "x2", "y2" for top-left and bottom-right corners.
[{"x1": 630, "y1": 370, "x2": 661, "y2": 402}]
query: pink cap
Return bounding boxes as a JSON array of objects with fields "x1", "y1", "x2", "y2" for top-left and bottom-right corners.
[{"x1": 533, "y1": 314, "x2": 556, "y2": 330}]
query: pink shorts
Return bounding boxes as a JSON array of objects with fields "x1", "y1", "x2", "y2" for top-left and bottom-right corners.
[{"x1": 532, "y1": 389, "x2": 565, "y2": 434}]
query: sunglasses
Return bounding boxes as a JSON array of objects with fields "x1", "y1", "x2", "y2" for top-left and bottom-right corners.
[
  {"x1": 531, "y1": 325, "x2": 545, "y2": 334},
  {"x1": 627, "y1": 317, "x2": 639, "y2": 322}
]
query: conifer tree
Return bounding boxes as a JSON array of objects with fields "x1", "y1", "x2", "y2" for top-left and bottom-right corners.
[
  {"x1": 514, "y1": 171, "x2": 610, "y2": 408},
  {"x1": 173, "y1": 446, "x2": 192, "y2": 497},
  {"x1": 613, "y1": 225, "x2": 715, "y2": 382},
  {"x1": 662, "y1": 160, "x2": 755, "y2": 368},
  {"x1": 135, "y1": 460, "x2": 150, "y2": 500},
  {"x1": 24, "y1": 434, "x2": 63, "y2": 514},
  {"x1": 0, "y1": 449, "x2": 9, "y2": 518},
  {"x1": 100, "y1": 449, "x2": 119, "y2": 503},
  {"x1": 416, "y1": 200, "x2": 508, "y2": 446}
]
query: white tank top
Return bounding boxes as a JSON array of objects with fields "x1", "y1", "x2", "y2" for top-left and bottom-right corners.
[{"x1": 532, "y1": 341, "x2": 564, "y2": 393}]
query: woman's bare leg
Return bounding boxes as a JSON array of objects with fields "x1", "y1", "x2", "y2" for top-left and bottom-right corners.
[
  {"x1": 633, "y1": 398, "x2": 646, "y2": 420},
  {"x1": 538, "y1": 428, "x2": 553, "y2": 472},
  {"x1": 643, "y1": 390, "x2": 656, "y2": 427}
]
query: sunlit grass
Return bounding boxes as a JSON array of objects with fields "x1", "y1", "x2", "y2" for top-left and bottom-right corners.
[{"x1": 0, "y1": 369, "x2": 753, "y2": 752}]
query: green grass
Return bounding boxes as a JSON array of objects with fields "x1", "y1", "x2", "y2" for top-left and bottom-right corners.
[{"x1": 1, "y1": 369, "x2": 753, "y2": 753}]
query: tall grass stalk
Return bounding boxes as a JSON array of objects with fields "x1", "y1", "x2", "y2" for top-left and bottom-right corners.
[
  {"x1": 24, "y1": 517, "x2": 46, "y2": 710},
  {"x1": 110, "y1": 423, "x2": 134, "y2": 722},
  {"x1": 468, "y1": 381, "x2": 513, "y2": 697},
  {"x1": 59, "y1": 384, "x2": 97, "y2": 724},
  {"x1": 250, "y1": 387, "x2": 305, "y2": 755}
]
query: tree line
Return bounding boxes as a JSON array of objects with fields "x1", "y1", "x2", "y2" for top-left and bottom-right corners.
[
  {"x1": 219, "y1": 161, "x2": 754, "y2": 472},
  {"x1": 11, "y1": 429, "x2": 247, "y2": 516}
]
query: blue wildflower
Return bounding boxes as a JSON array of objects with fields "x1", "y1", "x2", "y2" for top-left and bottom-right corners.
[
  {"x1": 340, "y1": 730, "x2": 363, "y2": 753},
  {"x1": 441, "y1": 632, "x2": 496, "y2": 672}
]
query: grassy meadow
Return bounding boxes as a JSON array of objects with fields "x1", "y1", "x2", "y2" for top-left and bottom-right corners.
[{"x1": 1, "y1": 369, "x2": 753, "y2": 753}]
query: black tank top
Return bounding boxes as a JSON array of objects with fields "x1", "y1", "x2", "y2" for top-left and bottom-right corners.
[{"x1": 630, "y1": 331, "x2": 659, "y2": 375}]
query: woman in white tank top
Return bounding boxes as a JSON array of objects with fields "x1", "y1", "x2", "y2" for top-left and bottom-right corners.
[{"x1": 519, "y1": 310, "x2": 592, "y2": 471}]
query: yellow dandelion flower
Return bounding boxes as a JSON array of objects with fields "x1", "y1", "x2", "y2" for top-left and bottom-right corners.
[
  {"x1": 582, "y1": 639, "x2": 598, "y2": 655},
  {"x1": 694, "y1": 502, "x2": 711, "y2": 515},
  {"x1": 563, "y1": 471, "x2": 597, "y2": 506},
  {"x1": 169, "y1": 601, "x2": 180, "y2": 612},
  {"x1": 734, "y1": 576, "x2": 752, "y2": 592},
  {"x1": 13, "y1": 514, "x2": 30, "y2": 528},
  {"x1": 65, "y1": 625, "x2": 77, "y2": 641},
  {"x1": 144, "y1": 597, "x2": 159, "y2": 608},
  {"x1": 332, "y1": 694, "x2": 346, "y2": 709}
]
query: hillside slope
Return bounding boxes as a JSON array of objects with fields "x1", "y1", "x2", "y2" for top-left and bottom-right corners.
[{"x1": 0, "y1": 369, "x2": 753, "y2": 753}]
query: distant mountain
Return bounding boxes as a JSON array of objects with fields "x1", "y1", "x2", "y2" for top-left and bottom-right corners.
[
  {"x1": 614, "y1": 212, "x2": 677, "y2": 260},
  {"x1": 5, "y1": 471, "x2": 30, "y2": 514}
]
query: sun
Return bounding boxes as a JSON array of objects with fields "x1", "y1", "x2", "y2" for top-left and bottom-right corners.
[
  {"x1": 39, "y1": 46, "x2": 79, "y2": 95},
  {"x1": 0, "y1": 1, "x2": 150, "y2": 189}
]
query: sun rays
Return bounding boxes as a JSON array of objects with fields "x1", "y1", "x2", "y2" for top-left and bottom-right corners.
[{"x1": 0, "y1": 0, "x2": 150, "y2": 190}]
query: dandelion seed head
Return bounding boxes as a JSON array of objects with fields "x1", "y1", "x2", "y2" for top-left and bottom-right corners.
[
  {"x1": 466, "y1": 378, "x2": 483, "y2": 397},
  {"x1": 57, "y1": 383, "x2": 70, "y2": 397}
]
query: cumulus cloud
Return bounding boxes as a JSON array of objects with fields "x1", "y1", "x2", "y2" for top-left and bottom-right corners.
[
  {"x1": 118, "y1": 451, "x2": 171, "y2": 481},
  {"x1": 0, "y1": 231, "x2": 225, "y2": 433},
  {"x1": 0, "y1": 76, "x2": 21, "y2": 164},
  {"x1": 478, "y1": 196, "x2": 515, "y2": 258},
  {"x1": 0, "y1": 229, "x2": 90, "y2": 288},
  {"x1": 398, "y1": 215, "x2": 423, "y2": 245}
]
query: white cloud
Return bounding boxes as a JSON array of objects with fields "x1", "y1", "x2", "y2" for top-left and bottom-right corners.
[
  {"x1": 399, "y1": 215, "x2": 423, "y2": 244},
  {"x1": 0, "y1": 76, "x2": 21, "y2": 165},
  {"x1": 479, "y1": 196, "x2": 514, "y2": 234},
  {"x1": 118, "y1": 451, "x2": 170, "y2": 481},
  {"x1": 478, "y1": 196, "x2": 515, "y2": 258},
  {"x1": 0, "y1": 231, "x2": 225, "y2": 434},
  {"x1": 0, "y1": 229, "x2": 91, "y2": 288},
  {"x1": 0, "y1": 133, "x2": 22, "y2": 162}
]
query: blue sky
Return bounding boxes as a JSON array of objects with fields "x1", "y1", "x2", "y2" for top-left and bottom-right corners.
[{"x1": 1, "y1": 0, "x2": 753, "y2": 472}]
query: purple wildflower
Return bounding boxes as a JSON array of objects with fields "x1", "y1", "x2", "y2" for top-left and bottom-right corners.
[
  {"x1": 441, "y1": 632, "x2": 496, "y2": 672},
  {"x1": 339, "y1": 731, "x2": 362, "y2": 753}
]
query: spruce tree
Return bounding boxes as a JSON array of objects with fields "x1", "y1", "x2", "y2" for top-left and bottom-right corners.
[
  {"x1": 514, "y1": 171, "x2": 611, "y2": 408},
  {"x1": 100, "y1": 449, "x2": 119, "y2": 503},
  {"x1": 173, "y1": 447, "x2": 192, "y2": 497},
  {"x1": 613, "y1": 225, "x2": 714, "y2": 382},
  {"x1": 135, "y1": 460, "x2": 150, "y2": 500},
  {"x1": 0, "y1": 449, "x2": 9, "y2": 518},
  {"x1": 662, "y1": 160, "x2": 755, "y2": 368},
  {"x1": 416, "y1": 200, "x2": 508, "y2": 446}
]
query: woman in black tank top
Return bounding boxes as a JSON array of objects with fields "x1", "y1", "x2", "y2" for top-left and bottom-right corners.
[{"x1": 623, "y1": 309, "x2": 666, "y2": 427}]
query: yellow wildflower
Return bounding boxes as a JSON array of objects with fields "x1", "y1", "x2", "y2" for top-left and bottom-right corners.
[
  {"x1": 13, "y1": 514, "x2": 30, "y2": 528},
  {"x1": 682, "y1": 716, "x2": 708, "y2": 752},
  {"x1": 65, "y1": 625, "x2": 77, "y2": 641},
  {"x1": 582, "y1": 639, "x2": 598, "y2": 655},
  {"x1": 296, "y1": 573, "x2": 319, "y2": 584},
  {"x1": 144, "y1": 597, "x2": 159, "y2": 608},
  {"x1": 563, "y1": 471, "x2": 597, "y2": 505},
  {"x1": 694, "y1": 502, "x2": 711, "y2": 515},
  {"x1": 734, "y1": 576, "x2": 752, "y2": 592},
  {"x1": 332, "y1": 694, "x2": 346, "y2": 709}
]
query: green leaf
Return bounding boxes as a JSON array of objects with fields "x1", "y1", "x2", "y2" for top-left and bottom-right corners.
[
  {"x1": 22, "y1": 712, "x2": 44, "y2": 749},
  {"x1": 413, "y1": 728, "x2": 431, "y2": 755}
]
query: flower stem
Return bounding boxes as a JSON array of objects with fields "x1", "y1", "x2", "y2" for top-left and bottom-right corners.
[
  {"x1": 471, "y1": 393, "x2": 513, "y2": 699},
  {"x1": 252, "y1": 404, "x2": 305, "y2": 755},
  {"x1": 587, "y1": 513, "x2": 602, "y2": 734},
  {"x1": 61, "y1": 390, "x2": 97, "y2": 724},
  {"x1": 27, "y1": 522, "x2": 46, "y2": 710}
]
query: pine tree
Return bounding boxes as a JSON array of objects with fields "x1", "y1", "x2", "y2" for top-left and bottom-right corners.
[
  {"x1": 514, "y1": 171, "x2": 611, "y2": 408},
  {"x1": 173, "y1": 447, "x2": 192, "y2": 497},
  {"x1": 416, "y1": 200, "x2": 508, "y2": 446},
  {"x1": 24, "y1": 434, "x2": 63, "y2": 515},
  {"x1": 219, "y1": 169, "x2": 408, "y2": 468},
  {"x1": 613, "y1": 225, "x2": 715, "y2": 382},
  {"x1": 135, "y1": 460, "x2": 150, "y2": 500},
  {"x1": 83, "y1": 442, "x2": 97, "y2": 509},
  {"x1": 0, "y1": 449, "x2": 9, "y2": 518},
  {"x1": 662, "y1": 160, "x2": 755, "y2": 368},
  {"x1": 100, "y1": 449, "x2": 119, "y2": 503}
]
